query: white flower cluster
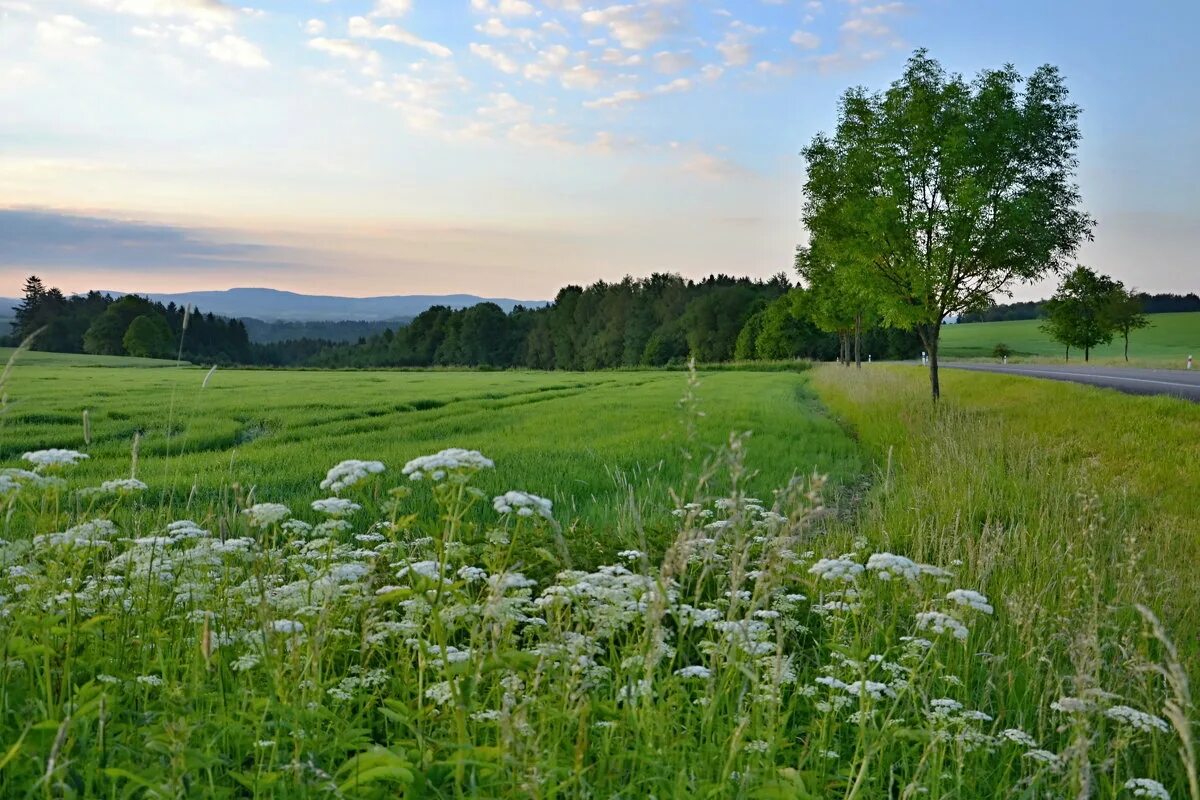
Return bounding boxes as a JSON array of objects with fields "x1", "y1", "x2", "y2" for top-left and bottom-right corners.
[
  {"x1": 319, "y1": 460, "x2": 385, "y2": 493},
  {"x1": 403, "y1": 449, "x2": 493, "y2": 481},
  {"x1": 946, "y1": 589, "x2": 993, "y2": 614},
  {"x1": 1124, "y1": 779, "x2": 1170, "y2": 799},
  {"x1": 493, "y1": 490, "x2": 553, "y2": 520},
  {"x1": 808, "y1": 557, "x2": 864, "y2": 583},
  {"x1": 866, "y1": 552, "x2": 921, "y2": 581},
  {"x1": 99, "y1": 478, "x2": 148, "y2": 493},
  {"x1": 1104, "y1": 705, "x2": 1170, "y2": 733},
  {"x1": 914, "y1": 611, "x2": 969, "y2": 641},
  {"x1": 243, "y1": 503, "x2": 291, "y2": 528},
  {"x1": 311, "y1": 497, "x2": 362, "y2": 517},
  {"x1": 23, "y1": 449, "x2": 89, "y2": 470}
]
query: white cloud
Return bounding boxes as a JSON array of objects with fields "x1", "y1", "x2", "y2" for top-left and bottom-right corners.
[
  {"x1": 369, "y1": 0, "x2": 412, "y2": 17},
  {"x1": 84, "y1": 0, "x2": 236, "y2": 24},
  {"x1": 348, "y1": 16, "x2": 453, "y2": 59},
  {"x1": 304, "y1": 18, "x2": 326, "y2": 35},
  {"x1": 789, "y1": 29, "x2": 820, "y2": 49},
  {"x1": 469, "y1": 42, "x2": 519, "y2": 74},
  {"x1": 475, "y1": 17, "x2": 536, "y2": 42},
  {"x1": 580, "y1": 4, "x2": 677, "y2": 50},
  {"x1": 584, "y1": 76, "x2": 692, "y2": 109},
  {"x1": 206, "y1": 34, "x2": 268, "y2": 67},
  {"x1": 716, "y1": 34, "x2": 751, "y2": 66},
  {"x1": 36, "y1": 14, "x2": 102, "y2": 47},
  {"x1": 652, "y1": 50, "x2": 694, "y2": 74},
  {"x1": 470, "y1": 0, "x2": 535, "y2": 17},
  {"x1": 309, "y1": 36, "x2": 378, "y2": 63},
  {"x1": 700, "y1": 63, "x2": 723, "y2": 81}
]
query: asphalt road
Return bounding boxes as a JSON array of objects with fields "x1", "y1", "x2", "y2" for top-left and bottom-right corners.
[{"x1": 942, "y1": 362, "x2": 1200, "y2": 402}]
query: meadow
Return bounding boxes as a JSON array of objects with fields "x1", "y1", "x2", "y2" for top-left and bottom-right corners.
[
  {"x1": 939, "y1": 310, "x2": 1200, "y2": 365},
  {"x1": 0, "y1": 352, "x2": 1194, "y2": 798}
]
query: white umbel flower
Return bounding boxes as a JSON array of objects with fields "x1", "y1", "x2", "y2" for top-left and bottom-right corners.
[
  {"x1": 243, "y1": 503, "x2": 291, "y2": 527},
  {"x1": 1125, "y1": 778, "x2": 1170, "y2": 799},
  {"x1": 1105, "y1": 705, "x2": 1170, "y2": 733},
  {"x1": 493, "y1": 490, "x2": 553, "y2": 520},
  {"x1": 311, "y1": 497, "x2": 362, "y2": 517},
  {"x1": 946, "y1": 589, "x2": 993, "y2": 614},
  {"x1": 23, "y1": 449, "x2": 89, "y2": 469},
  {"x1": 866, "y1": 552, "x2": 921, "y2": 581},
  {"x1": 403, "y1": 449, "x2": 493, "y2": 481},
  {"x1": 915, "y1": 611, "x2": 969, "y2": 640},
  {"x1": 319, "y1": 459, "x2": 384, "y2": 493},
  {"x1": 808, "y1": 557, "x2": 864, "y2": 582}
]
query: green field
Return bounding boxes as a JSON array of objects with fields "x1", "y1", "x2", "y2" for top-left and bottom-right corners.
[
  {"x1": 0, "y1": 353, "x2": 1194, "y2": 798},
  {"x1": 940, "y1": 310, "x2": 1200, "y2": 365},
  {"x1": 0, "y1": 351, "x2": 861, "y2": 553}
]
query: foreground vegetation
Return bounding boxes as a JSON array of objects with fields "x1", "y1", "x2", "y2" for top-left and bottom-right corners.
[
  {"x1": 0, "y1": 356, "x2": 1194, "y2": 797},
  {"x1": 939, "y1": 311, "x2": 1200, "y2": 366}
]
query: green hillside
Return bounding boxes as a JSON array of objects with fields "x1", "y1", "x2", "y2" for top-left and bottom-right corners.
[{"x1": 940, "y1": 310, "x2": 1200, "y2": 364}]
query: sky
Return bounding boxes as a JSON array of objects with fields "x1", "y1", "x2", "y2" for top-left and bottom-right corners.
[{"x1": 1, "y1": 0, "x2": 1197, "y2": 301}]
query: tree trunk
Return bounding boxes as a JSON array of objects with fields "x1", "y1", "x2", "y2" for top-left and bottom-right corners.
[
  {"x1": 1085, "y1": 346, "x2": 1089, "y2": 362},
  {"x1": 1065, "y1": 345, "x2": 1070, "y2": 362},
  {"x1": 1124, "y1": 330, "x2": 1129, "y2": 361},
  {"x1": 918, "y1": 323, "x2": 941, "y2": 402},
  {"x1": 854, "y1": 312, "x2": 862, "y2": 369}
]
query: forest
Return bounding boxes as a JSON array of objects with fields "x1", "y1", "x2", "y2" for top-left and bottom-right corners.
[{"x1": 6, "y1": 273, "x2": 922, "y2": 368}]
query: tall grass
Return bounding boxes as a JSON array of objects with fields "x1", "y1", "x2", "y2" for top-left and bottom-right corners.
[{"x1": 0, "y1": 364, "x2": 1190, "y2": 797}]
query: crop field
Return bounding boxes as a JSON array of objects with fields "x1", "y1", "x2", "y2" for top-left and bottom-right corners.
[
  {"x1": 0, "y1": 353, "x2": 1195, "y2": 798},
  {"x1": 940, "y1": 310, "x2": 1200, "y2": 365}
]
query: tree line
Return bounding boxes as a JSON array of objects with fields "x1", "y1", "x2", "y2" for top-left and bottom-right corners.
[
  {"x1": 959, "y1": 292, "x2": 1199, "y2": 323},
  {"x1": 6, "y1": 274, "x2": 922, "y2": 369}
]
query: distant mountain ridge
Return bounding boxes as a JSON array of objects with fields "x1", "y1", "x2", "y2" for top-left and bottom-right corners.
[{"x1": 76, "y1": 288, "x2": 548, "y2": 322}]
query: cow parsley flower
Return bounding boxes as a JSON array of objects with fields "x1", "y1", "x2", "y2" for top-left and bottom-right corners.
[
  {"x1": 1023, "y1": 749, "x2": 1061, "y2": 767},
  {"x1": 866, "y1": 552, "x2": 921, "y2": 581},
  {"x1": 675, "y1": 665, "x2": 712, "y2": 679},
  {"x1": 403, "y1": 449, "x2": 493, "y2": 481},
  {"x1": 915, "y1": 611, "x2": 969, "y2": 640},
  {"x1": 243, "y1": 503, "x2": 291, "y2": 527},
  {"x1": 272, "y1": 619, "x2": 305, "y2": 635},
  {"x1": 99, "y1": 478, "x2": 148, "y2": 493},
  {"x1": 1050, "y1": 696, "x2": 1092, "y2": 714},
  {"x1": 1124, "y1": 778, "x2": 1170, "y2": 799},
  {"x1": 946, "y1": 589, "x2": 993, "y2": 614},
  {"x1": 311, "y1": 497, "x2": 361, "y2": 517},
  {"x1": 320, "y1": 460, "x2": 385, "y2": 493},
  {"x1": 23, "y1": 449, "x2": 88, "y2": 470},
  {"x1": 1000, "y1": 728, "x2": 1037, "y2": 747},
  {"x1": 493, "y1": 490, "x2": 553, "y2": 520},
  {"x1": 808, "y1": 557, "x2": 864, "y2": 582},
  {"x1": 1105, "y1": 705, "x2": 1170, "y2": 733}
]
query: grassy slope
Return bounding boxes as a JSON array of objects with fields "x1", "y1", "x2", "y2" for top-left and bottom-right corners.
[
  {"x1": 0, "y1": 358, "x2": 862, "y2": 548},
  {"x1": 0, "y1": 347, "x2": 184, "y2": 368},
  {"x1": 812, "y1": 363, "x2": 1200, "y2": 660},
  {"x1": 940, "y1": 310, "x2": 1200, "y2": 365}
]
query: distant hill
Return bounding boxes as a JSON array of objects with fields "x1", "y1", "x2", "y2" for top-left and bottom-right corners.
[{"x1": 89, "y1": 288, "x2": 547, "y2": 322}]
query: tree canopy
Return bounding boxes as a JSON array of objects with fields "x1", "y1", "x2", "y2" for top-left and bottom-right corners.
[{"x1": 800, "y1": 50, "x2": 1093, "y2": 399}]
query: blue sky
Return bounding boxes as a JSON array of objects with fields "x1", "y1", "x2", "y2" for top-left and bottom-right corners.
[{"x1": 0, "y1": 0, "x2": 1196, "y2": 299}]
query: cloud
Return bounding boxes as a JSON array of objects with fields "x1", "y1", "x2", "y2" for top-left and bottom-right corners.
[
  {"x1": 84, "y1": 0, "x2": 236, "y2": 24},
  {"x1": 469, "y1": 42, "x2": 519, "y2": 74},
  {"x1": 0, "y1": 208, "x2": 291, "y2": 271},
  {"x1": 470, "y1": 0, "x2": 535, "y2": 16},
  {"x1": 308, "y1": 36, "x2": 381, "y2": 76},
  {"x1": 36, "y1": 14, "x2": 102, "y2": 47},
  {"x1": 475, "y1": 17, "x2": 537, "y2": 42},
  {"x1": 789, "y1": 29, "x2": 820, "y2": 49},
  {"x1": 348, "y1": 16, "x2": 453, "y2": 59},
  {"x1": 584, "y1": 77, "x2": 692, "y2": 109},
  {"x1": 304, "y1": 18, "x2": 326, "y2": 35},
  {"x1": 369, "y1": 0, "x2": 412, "y2": 17},
  {"x1": 580, "y1": 4, "x2": 679, "y2": 50},
  {"x1": 206, "y1": 34, "x2": 268, "y2": 68},
  {"x1": 652, "y1": 50, "x2": 695, "y2": 74}
]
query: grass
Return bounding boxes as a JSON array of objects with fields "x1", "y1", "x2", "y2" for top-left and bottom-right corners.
[
  {"x1": 940, "y1": 311, "x2": 1200, "y2": 366},
  {"x1": 0, "y1": 351, "x2": 861, "y2": 560},
  {"x1": 0, "y1": 355, "x2": 1194, "y2": 798}
]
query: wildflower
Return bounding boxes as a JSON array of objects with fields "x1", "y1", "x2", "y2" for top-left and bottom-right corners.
[
  {"x1": 866, "y1": 552, "x2": 921, "y2": 581},
  {"x1": 398, "y1": 560, "x2": 442, "y2": 580},
  {"x1": 493, "y1": 490, "x2": 553, "y2": 520},
  {"x1": 256, "y1": 740, "x2": 275, "y2": 748},
  {"x1": 1124, "y1": 778, "x2": 1170, "y2": 799},
  {"x1": 675, "y1": 665, "x2": 712, "y2": 679},
  {"x1": 425, "y1": 681, "x2": 453, "y2": 705},
  {"x1": 1105, "y1": 705, "x2": 1170, "y2": 733},
  {"x1": 1050, "y1": 696, "x2": 1092, "y2": 714},
  {"x1": 403, "y1": 449, "x2": 493, "y2": 481},
  {"x1": 743, "y1": 740, "x2": 770, "y2": 753},
  {"x1": 809, "y1": 557, "x2": 864, "y2": 582},
  {"x1": 929, "y1": 698, "x2": 963, "y2": 717},
  {"x1": 845, "y1": 680, "x2": 894, "y2": 700},
  {"x1": 136, "y1": 674, "x2": 164, "y2": 687},
  {"x1": 99, "y1": 478, "x2": 148, "y2": 493},
  {"x1": 243, "y1": 503, "x2": 291, "y2": 527},
  {"x1": 320, "y1": 460, "x2": 385, "y2": 493},
  {"x1": 617, "y1": 549, "x2": 645, "y2": 561},
  {"x1": 271, "y1": 620, "x2": 305, "y2": 635},
  {"x1": 23, "y1": 449, "x2": 88, "y2": 470},
  {"x1": 946, "y1": 589, "x2": 993, "y2": 614},
  {"x1": 1023, "y1": 749, "x2": 1061, "y2": 767},
  {"x1": 311, "y1": 497, "x2": 361, "y2": 517},
  {"x1": 999, "y1": 728, "x2": 1037, "y2": 747},
  {"x1": 457, "y1": 565, "x2": 487, "y2": 583},
  {"x1": 915, "y1": 611, "x2": 969, "y2": 640}
]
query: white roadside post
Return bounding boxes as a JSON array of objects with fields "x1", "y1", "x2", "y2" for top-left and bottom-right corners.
[{"x1": 1189, "y1": 354, "x2": 1194, "y2": 370}]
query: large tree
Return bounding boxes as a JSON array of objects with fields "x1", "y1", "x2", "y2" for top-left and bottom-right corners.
[
  {"x1": 800, "y1": 50, "x2": 1093, "y2": 399},
  {"x1": 1105, "y1": 286, "x2": 1149, "y2": 362}
]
